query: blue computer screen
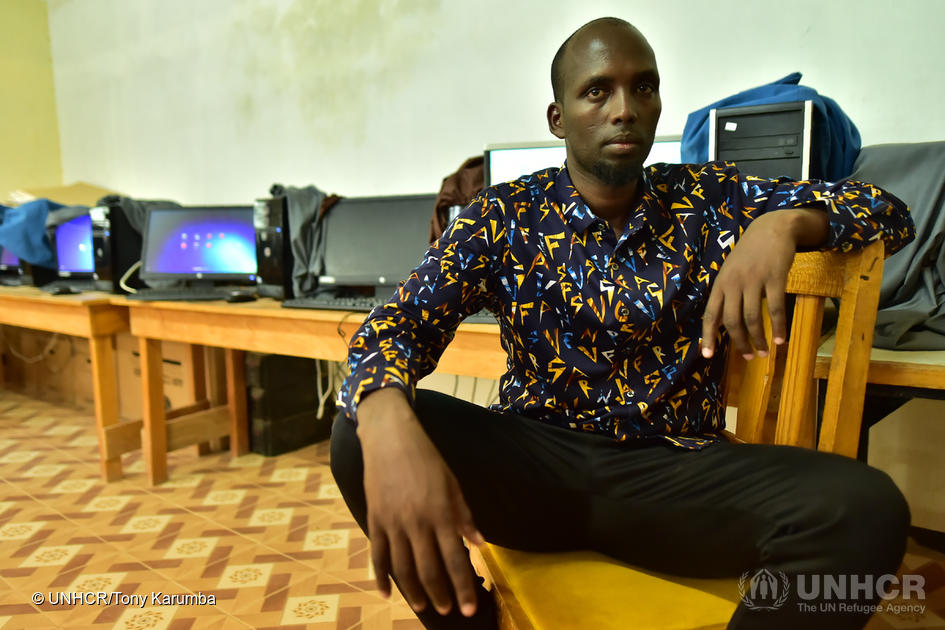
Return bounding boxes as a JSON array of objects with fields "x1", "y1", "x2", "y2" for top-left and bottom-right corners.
[
  {"x1": 0, "y1": 247, "x2": 18, "y2": 267},
  {"x1": 56, "y1": 214, "x2": 94, "y2": 273},
  {"x1": 143, "y1": 207, "x2": 257, "y2": 276}
]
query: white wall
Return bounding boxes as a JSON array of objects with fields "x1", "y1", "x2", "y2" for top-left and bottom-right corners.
[{"x1": 46, "y1": 0, "x2": 945, "y2": 204}]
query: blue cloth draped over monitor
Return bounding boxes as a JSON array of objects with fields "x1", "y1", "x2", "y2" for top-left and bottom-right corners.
[
  {"x1": 681, "y1": 72, "x2": 861, "y2": 182},
  {"x1": 0, "y1": 198, "x2": 66, "y2": 268}
]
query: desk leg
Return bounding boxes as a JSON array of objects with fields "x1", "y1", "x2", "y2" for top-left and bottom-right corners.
[
  {"x1": 224, "y1": 348, "x2": 249, "y2": 457},
  {"x1": 189, "y1": 344, "x2": 212, "y2": 456},
  {"x1": 140, "y1": 337, "x2": 168, "y2": 485},
  {"x1": 90, "y1": 333, "x2": 122, "y2": 481}
]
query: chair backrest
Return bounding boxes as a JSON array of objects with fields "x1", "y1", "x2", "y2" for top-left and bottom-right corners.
[{"x1": 725, "y1": 239, "x2": 885, "y2": 457}]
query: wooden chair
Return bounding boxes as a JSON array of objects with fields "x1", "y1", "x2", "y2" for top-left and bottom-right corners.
[{"x1": 470, "y1": 239, "x2": 885, "y2": 630}]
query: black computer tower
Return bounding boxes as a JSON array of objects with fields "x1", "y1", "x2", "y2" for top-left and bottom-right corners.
[
  {"x1": 101, "y1": 201, "x2": 145, "y2": 293},
  {"x1": 245, "y1": 353, "x2": 333, "y2": 456},
  {"x1": 90, "y1": 206, "x2": 113, "y2": 286},
  {"x1": 254, "y1": 197, "x2": 294, "y2": 300},
  {"x1": 708, "y1": 100, "x2": 817, "y2": 180}
]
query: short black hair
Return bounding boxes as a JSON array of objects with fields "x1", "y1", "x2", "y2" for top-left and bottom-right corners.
[{"x1": 550, "y1": 17, "x2": 638, "y2": 102}]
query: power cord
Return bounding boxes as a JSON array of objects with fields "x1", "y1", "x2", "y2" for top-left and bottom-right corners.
[
  {"x1": 119, "y1": 260, "x2": 142, "y2": 294},
  {"x1": 0, "y1": 328, "x2": 62, "y2": 365}
]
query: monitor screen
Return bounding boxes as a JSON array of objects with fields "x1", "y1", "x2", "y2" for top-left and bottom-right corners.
[
  {"x1": 0, "y1": 246, "x2": 19, "y2": 272},
  {"x1": 319, "y1": 194, "x2": 435, "y2": 288},
  {"x1": 484, "y1": 136, "x2": 683, "y2": 186},
  {"x1": 56, "y1": 213, "x2": 95, "y2": 274},
  {"x1": 140, "y1": 206, "x2": 257, "y2": 282}
]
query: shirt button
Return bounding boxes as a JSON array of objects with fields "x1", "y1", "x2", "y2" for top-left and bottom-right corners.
[{"x1": 617, "y1": 305, "x2": 630, "y2": 322}]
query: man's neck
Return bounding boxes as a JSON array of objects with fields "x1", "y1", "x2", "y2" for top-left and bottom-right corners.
[{"x1": 568, "y1": 166, "x2": 642, "y2": 237}]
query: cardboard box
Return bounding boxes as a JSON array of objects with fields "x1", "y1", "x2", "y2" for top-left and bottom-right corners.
[
  {"x1": 115, "y1": 332, "x2": 197, "y2": 421},
  {"x1": 0, "y1": 327, "x2": 95, "y2": 409},
  {"x1": 6, "y1": 181, "x2": 120, "y2": 207}
]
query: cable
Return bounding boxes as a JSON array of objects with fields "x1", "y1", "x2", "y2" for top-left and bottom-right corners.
[
  {"x1": 119, "y1": 260, "x2": 142, "y2": 294},
  {"x1": 0, "y1": 328, "x2": 62, "y2": 364},
  {"x1": 314, "y1": 359, "x2": 334, "y2": 418},
  {"x1": 335, "y1": 311, "x2": 361, "y2": 351}
]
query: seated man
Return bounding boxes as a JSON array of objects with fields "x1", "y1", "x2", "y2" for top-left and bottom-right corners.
[{"x1": 330, "y1": 17, "x2": 915, "y2": 630}]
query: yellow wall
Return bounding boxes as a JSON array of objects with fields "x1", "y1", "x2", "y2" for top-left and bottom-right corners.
[{"x1": 0, "y1": 0, "x2": 62, "y2": 198}]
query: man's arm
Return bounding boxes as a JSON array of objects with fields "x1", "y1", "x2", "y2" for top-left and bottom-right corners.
[
  {"x1": 355, "y1": 388, "x2": 484, "y2": 617},
  {"x1": 700, "y1": 167, "x2": 915, "y2": 360},
  {"x1": 337, "y1": 194, "x2": 503, "y2": 618}
]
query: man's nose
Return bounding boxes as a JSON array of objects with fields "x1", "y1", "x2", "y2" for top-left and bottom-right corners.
[{"x1": 610, "y1": 88, "x2": 638, "y2": 125}]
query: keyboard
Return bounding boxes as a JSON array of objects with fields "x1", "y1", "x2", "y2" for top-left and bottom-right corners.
[
  {"x1": 282, "y1": 295, "x2": 387, "y2": 312},
  {"x1": 41, "y1": 279, "x2": 111, "y2": 293},
  {"x1": 282, "y1": 296, "x2": 498, "y2": 324},
  {"x1": 127, "y1": 286, "x2": 253, "y2": 302}
]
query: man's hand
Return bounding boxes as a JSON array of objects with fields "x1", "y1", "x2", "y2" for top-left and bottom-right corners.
[
  {"x1": 356, "y1": 388, "x2": 484, "y2": 618},
  {"x1": 701, "y1": 208, "x2": 829, "y2": 360}
]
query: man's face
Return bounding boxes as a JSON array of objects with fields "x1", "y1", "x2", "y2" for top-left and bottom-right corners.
[{"x1": 548, "y1": 25, "x2": 662, "y2": 188}]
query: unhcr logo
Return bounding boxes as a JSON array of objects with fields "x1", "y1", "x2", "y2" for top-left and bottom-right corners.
[{"x1": 738, "y1": 569, "x2": 790, "y2": 611}]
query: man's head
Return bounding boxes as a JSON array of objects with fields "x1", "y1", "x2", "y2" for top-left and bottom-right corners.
[{"x1": 548, "y1": 18, "x2": 661, "y2": 188}]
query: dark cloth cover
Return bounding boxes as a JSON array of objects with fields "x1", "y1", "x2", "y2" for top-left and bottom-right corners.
[
  {"x1": 430, "y1": 156, "x2": 484, "y2": 243},
  {"x1": 847, "y1": 142, "x2": 945, "y2": 349}
]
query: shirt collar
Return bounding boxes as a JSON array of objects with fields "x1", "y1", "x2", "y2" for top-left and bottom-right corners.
[{"x1": 553, "y1": 163, "x2": 671, "y2": 243}]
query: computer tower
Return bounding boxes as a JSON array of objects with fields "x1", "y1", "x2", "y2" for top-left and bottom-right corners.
[
  {"x1": 254, "y1": 197, "x2": 293, "y2": 300},
  {"x1": 90, "y1": 206, "x2": 113, "y2": 284},
  {"x1": 245, "y1": 353, "x2": 333, "y2": 456},
  {"x1": 708, "y1": 100, "x2": 816, "y2": 180},
  {"x1": 100, "y1": 201, "x2": 145, "y2": 293}
]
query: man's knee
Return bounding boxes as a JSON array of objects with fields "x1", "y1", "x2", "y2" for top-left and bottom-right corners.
[{"x1": 808, "y1": 460, "x2": 910, "y2": 572}]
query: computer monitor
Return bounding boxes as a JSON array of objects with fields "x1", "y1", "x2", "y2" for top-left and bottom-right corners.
[
  {"x1": 318, "y1": 194, "x2": 436, "y2": 291},
  {"x1": 139, "y1": 206, "x2": 258, "y2": 284},
  {"x1": 55, "y1": 213, "x2": 95, "y2": 277},
  {"x1": 0, "y1": 246, "x2": 20, "y2": 273},
  {"x1": 484, "y1": 136, "x2": 683, "y2": 186}
]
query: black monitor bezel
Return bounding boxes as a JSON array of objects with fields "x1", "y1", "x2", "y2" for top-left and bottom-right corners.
[
  {"x1": 139, "y1": 206, "x2": 258, "y2": 284},
  {"x1": 317, "y1": 193, "x2": 436, "y2": 289}
]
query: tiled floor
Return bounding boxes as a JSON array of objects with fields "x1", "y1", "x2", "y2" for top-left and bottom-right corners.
[
  {"x1": 1, "y1": 389, "x2": 944, "y2": 629},
  {"x1": 0, "y1": 390, "x2": 420, "y2": 630}
]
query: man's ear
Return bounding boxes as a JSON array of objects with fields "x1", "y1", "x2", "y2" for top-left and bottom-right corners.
[{"x1": 547, "y1": 102, "x2": 565, "y2": 139}]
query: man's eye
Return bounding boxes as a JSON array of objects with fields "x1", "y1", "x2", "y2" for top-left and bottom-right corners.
[
  {"x1": 638, "y1": 83, "x2": 657, "y2": 94},
  {"x1": 587, "y1": 87, "x2": 604, "y2": 98}
]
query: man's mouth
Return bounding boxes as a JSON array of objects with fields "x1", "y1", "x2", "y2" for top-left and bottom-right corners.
[{"x1": 604, "y1": 136, "x2": 642, "y2": 151}]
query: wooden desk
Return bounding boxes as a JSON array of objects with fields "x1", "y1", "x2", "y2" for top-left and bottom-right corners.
[
  {"x1": 0, "y1": 286, "x2": 131, "y2": 481},
  {"x1": 123, "y1": 297, "x2": 506, "y2": 485}
]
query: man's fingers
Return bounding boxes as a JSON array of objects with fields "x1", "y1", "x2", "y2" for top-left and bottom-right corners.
[
  {"x1": 437, "y1": 529, "x2": 479, "y2": 617},
  {"x1": 450, "y1": 487, "x2": 484, "y2": 546},
  {"x1": 701, "y1": 286, "x2": 724, "y2": 358},
  {"x1": 766, "y1": 280, "x2": 788, "y2": 345},
  {"x1": 742, "y1": 286, "x2": 767, "y2": 356},
  {"x1": 369, "y1": 526, "x2": 392, "y2": 598},
  {"x1": 390, "y1": 532, "x2": 427, "y2": 613},
  {"x1": 722, "y1": 289, "x2": 752, "y2": 359},
  {"x1": 413, "y1": 532, "x2": 454, "y2": 616}
]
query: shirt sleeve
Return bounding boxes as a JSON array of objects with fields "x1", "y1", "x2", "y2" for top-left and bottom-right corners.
[
  {"x1": 337, "y1": 193, "x2": 504, "y2": 422},
  {"x1": 717, "y1": 162, "x2": 915, "y2": 256}
]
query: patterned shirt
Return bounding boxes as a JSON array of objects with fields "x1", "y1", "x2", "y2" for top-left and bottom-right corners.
[{"x1": 339, "y1": 162, "x2": 913, "y2": 447}]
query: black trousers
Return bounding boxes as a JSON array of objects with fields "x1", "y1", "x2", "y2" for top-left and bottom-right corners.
[{"x1": 330, "y1": 389, "x2": 910, "y2": 629}]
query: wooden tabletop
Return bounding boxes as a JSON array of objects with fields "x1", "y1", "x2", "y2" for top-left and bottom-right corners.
[
  {"x1": 117, "y1": 296, "x2": 507, "y2": 379},
  {"x1": 0, "y1": 286, "x2": 127, "y2": 337}
]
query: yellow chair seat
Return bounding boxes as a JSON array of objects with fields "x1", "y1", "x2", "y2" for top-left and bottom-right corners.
[{"x1": 475, "y1": 544, "x2": 738, "y2": 630}]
